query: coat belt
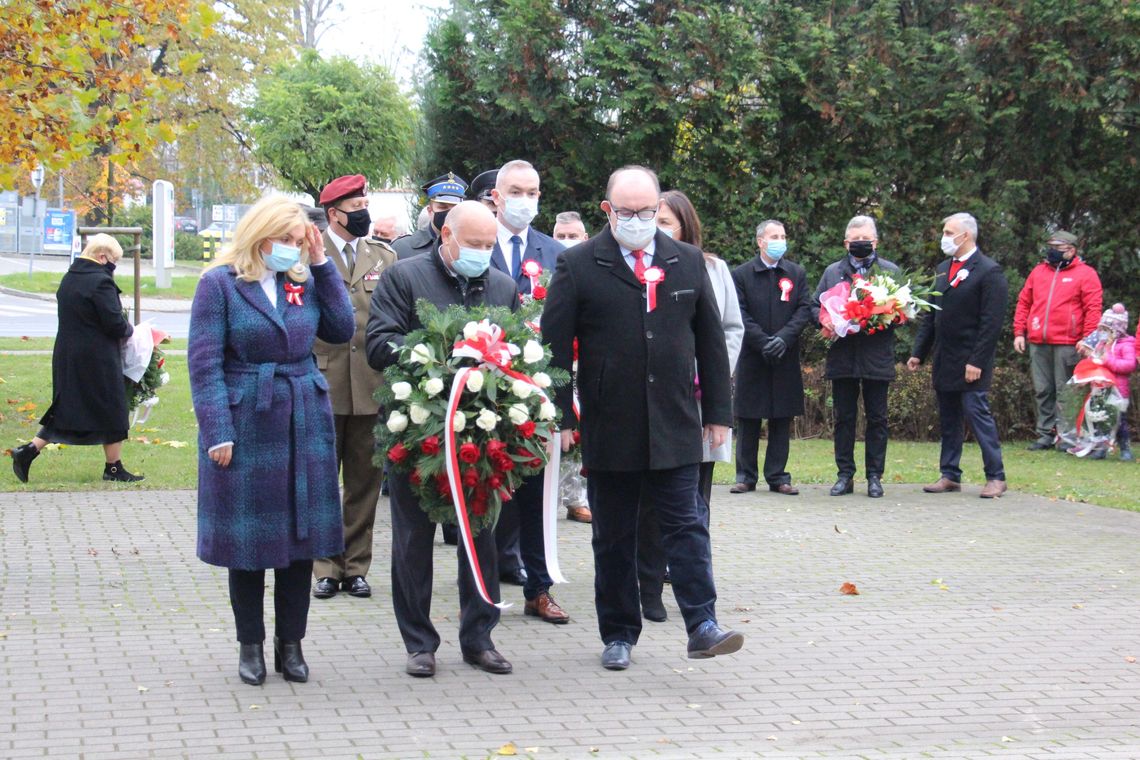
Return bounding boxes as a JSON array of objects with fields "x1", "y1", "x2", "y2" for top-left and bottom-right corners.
[{"x1": 224, "y1": 357, "x2": 317, "y2": 540}]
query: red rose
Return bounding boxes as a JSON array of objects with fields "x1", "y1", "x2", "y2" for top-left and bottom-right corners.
[
  {"x1": 421, "y1": 435, "x2": 441, "y2": 456},
  {"x1": 496, "y1": 455, "x2": 515, "y2": 472},
  {"x1": 487, "y1": 474, "x2": 502, "y2": 490},
  {"x1": 459, "y1": 442, "x2": 480, "y2": 464},
  {"x1": 532, "y1": 285, "x2": 547, "y2": 300},
  {"x1": 516, "y1": 421, "x2": 536, "y2": 439},
  {"x1": 486, "y1": 439, "x2": 506, "y2": 456},
  {"x1": 410, "y1": 468, "x2": 422, "y2": 486},
  {"x1": 387, "y1": 443, "x2": 409, "y2": 464},
  {"x1": 528, "y1": 456, "x2": 543, "y2": 468},
  {"x1": 572, "y1": 430, "x2": 581, "y2": 445},
  {"x1": 471, "y1": 497, "x2": 488, "y2": 516},
  {"x1": 463, "y1": 468, "x2": 479, "y2": 488},
  {"x1": 516, "y1": 447, "x2": 531, "y2": 458},
  {"x1": 435, "y1": 473, "x2": 451, "y2": 497}
]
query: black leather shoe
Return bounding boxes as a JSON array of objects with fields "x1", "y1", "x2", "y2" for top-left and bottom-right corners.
[
  {"x1": 238, "y1": 643, "x2": 266, "y2": 686},
  {"x1": 829, "y1": 477, "x2": 854, "y2": 496},
  {"x1": 500, "y1": 567, "x2": 527, "y2": 586},
  {"x1": 273, "y1": 637, "x2": 308, "y2": 682},
  {"x1": 342, "y1": 576, "x2": 371, "y2": 597},
  {"x1": 103, "y1": 460, "x2": 144, "y2": 482},
  {"x1": 313, "y1": 577, "x2": 338, "y2": 599},
  {"x1": 641, "y1": 594, "x2": 667, "y2": 623},
  {"x1": 867, "y1": 475, "x2": 884, "y2": 498},
  {"x1": 441, "y1": 524, "x2": 458, "y2": 545},
  {"x1": 406, "y1": 651, "x2": 436, "y2": 677},
  {"x1": 462, "y1": 648, "x2": 512, "y2": 674},
  {"x1": 1027, "y1": 440, "x2": 1053, "y2": 451},
  {"x1": 728, "y1": 482, "x2": 756, "y2": 494},
  {"x1": 601, "y1": 641, "x2": 632, "y2": 670},
  {"x1": 10, "y1": 442, "x2": 39, "y2": 483},
  {"x1": 687, "y1": 620, "x2": 744, "y2": 659}
]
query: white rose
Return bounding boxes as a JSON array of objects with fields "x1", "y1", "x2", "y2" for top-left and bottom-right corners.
[
  {"x1": 410, "y1": 343, "x2": 434, "y2": 364},
  {"x1": 386, "y1": 410, "x2": 409, "y2": 433},
  {"x1": 538, "y1": 401, "x2": 556, "y2": 421},
  {"x1": 409, "y1": 403, "x2": 431, "y2": 425},
  {"x1": 391, "y1": 381, "x2": 413, "y2": 400},
  {"x1": 465, "y1": 370, "x2": 485, "y2": 393},
  {"x1": 423, "y1": 377, "x2": 444, "y2": 397},
  {"x1": 476, "y1": 408, "x2": 500, "y2": 431},
  {"x1": 508, "y1": 403, "x2": 529, "y2": 425},
  {"x1": 532, "y1": 372, "x2": 551, "y2": 389},
  {"x1": 463, "y1": 321, "x2": 480, "y2": 340},
  {"x1": 160, "y1": 372, "x2": 170, "y2": 386},
  {"x1": 511, "y1": 379, "x2": 533, "y2": 399},
  {"x1": 523, "y1": 340, "x2": 545, "y2": 365},
  {"x1": 452, "y1": 411, "x2": 466, "y2": 432}
]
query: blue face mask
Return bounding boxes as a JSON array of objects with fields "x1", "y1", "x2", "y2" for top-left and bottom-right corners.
[
  {"x1": 657, "y1": 226, "x2": 675, "y2": 239},
  {"x1": 452, "y1": 245, "x2": 492, "y2": 278},
  {"x1": 265, "y1": 241, "x2": 301, "y2": 272},
  {"x1": 766, "y1": 240, "x2": 787, "y2": 260}
]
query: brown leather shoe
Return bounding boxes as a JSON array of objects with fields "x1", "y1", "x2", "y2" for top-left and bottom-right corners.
[
  {"x1": 729, "y1": 482, "x2": 756, "y2": 494},
  {"x1": 566, "y1": 504, "x2": 592, "y2": 523},
  {"x1": 524, "y1": 591, "x2": 570, "y2": 624},
  {"x1": 979, "y1": 479, "x2": 1007, "y2": 499},
  {"x1": 923, "y1": 477, "x2": 961, "y2": 493},
  {"x1": 769, "y1": 483, "x2": 799, "y2": 495}
]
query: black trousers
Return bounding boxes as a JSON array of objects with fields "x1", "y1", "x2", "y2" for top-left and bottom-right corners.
[
  {"x1": 637, "y1": 462, "x2": 714, "y2": 601},
  {"x1": 733, "y1": 417, "x2": 792, "y2": 487},
  {"x1": 832, "y1": 378, "x2": 889, "y2": 478},
  {"x1": 228, "y1": 560, "x2": 313, "y2": 644},
  {"x1": 591, "y1": 465, "x2": 717, "y2": 645},
  {"x1": 389, "y1": 470, "x2": 500, "y2": 655}
]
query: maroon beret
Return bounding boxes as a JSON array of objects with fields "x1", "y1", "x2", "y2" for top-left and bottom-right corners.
[{"x1": 319, "y1": 174, "x2": 367, "y2": 205}]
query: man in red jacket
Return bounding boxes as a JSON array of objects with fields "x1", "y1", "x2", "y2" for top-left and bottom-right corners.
[{"x1": 1013, "y1": 230, "x2": 1103, "y2": 450}]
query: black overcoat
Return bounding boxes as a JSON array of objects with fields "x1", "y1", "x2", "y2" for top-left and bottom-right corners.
[
  {"x1": 911, "y1": 250, "x2": 1008, "y2": 392},
  {"x1": 542, "y1": 227, "x2": 732, "y2": 472},
  {"x1": 40, "y1": 258, "x2": 133, "y2": 433},
  {"x1": 731, "y1": 256, "x2": 813, "y2": 419}
]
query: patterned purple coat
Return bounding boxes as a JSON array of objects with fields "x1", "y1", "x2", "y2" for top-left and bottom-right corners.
[{"x1": 189, "y1": 261, "x2": 354, "y2": 570}]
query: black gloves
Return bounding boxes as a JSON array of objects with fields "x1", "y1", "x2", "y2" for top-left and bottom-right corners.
[{"x1": 762, "y1": 335, "x2": 787, "y2": 361}]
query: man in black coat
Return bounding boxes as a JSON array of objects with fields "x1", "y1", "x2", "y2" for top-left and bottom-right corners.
[
  {"x1": 730, "y1": 220, "x2": 813, "y2": 495},
  {"x1": 908, "y1": 212, "x2": 1009, "y2": 499},
  {"x1": 542, "y1": 165, "x2": 743, "y2": 671},
  {"x1": 812, "y1": 215, "x2": 900, "y2": 499},
  {"x1": 365, "y1": 202, "x2": 519, "y2": 678}
]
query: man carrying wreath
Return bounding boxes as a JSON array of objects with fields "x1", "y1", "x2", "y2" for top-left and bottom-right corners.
[
  {"x1": 542, "y1": 165, "x2": 743, "y2": 671},
  {"x1": 365, "y1": 201, "x2": 519, "y2": 677}
]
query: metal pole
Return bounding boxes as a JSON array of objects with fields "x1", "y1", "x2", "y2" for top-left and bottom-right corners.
[
  {"x1": 132, "y1": 232, "x2": 141, "y2": 325},
  {"x1": 27, "y1": 188, "x2": 40, "y2": 276},
  {"x1": 57, "y1": 172, "x2": 64, "y2": 208}
]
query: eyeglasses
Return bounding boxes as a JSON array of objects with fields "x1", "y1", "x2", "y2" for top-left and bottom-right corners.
[{"x1": 610, "y1": 206, "x2": 658, "y2": 222}]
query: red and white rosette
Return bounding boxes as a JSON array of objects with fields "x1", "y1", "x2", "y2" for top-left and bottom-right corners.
[
  {"x1": 642, "y1": 266, "x2": 664, "y2": 313},
  {"x1": 444, "y1": 320, "x2": 567, "y2": 607},
  {"x1": 284, "y1": 282, "x2": 304, "y2": 306},
  {"x1": 522, "y1": 259, "x2": 543, "y2": 293},
  {"x1": 951, "y1": 268, "x2": 970, "y2": 288},
  {"x1": 778, "y1": 277, "x2": 793, "y2": 302}
]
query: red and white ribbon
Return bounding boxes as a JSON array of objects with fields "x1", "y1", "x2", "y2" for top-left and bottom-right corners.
[
  {"x1": 284, "y1": 282, "x2": 304, "y2": 306},
  {"x1": 778, "y1": 277, "x2": 793, "y2": 302},
  {"x1": 642, "y1": 266, "x2": 664, "y2": 313},
  {"x1": 522, "y1": 259, "x2": 543, "y2": 294}
]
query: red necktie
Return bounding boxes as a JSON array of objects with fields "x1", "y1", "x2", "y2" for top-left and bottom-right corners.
[
  {"x1": 949, "y1": 259, "x2": 964, "y2": 283},
  {"x1": 631, "y1": 249, "x2": 646, "y2": 282}
]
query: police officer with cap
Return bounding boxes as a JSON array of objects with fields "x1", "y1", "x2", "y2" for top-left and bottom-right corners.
[
  {"x1": 469, "y1": 170, "x2": 498, "y2": 212},
  {"x1": 390, "y1": 173, "x2": 468, "y2": 261},
  {"x1": 311, "y1": 174, "x2": 396, "y2": 600}
]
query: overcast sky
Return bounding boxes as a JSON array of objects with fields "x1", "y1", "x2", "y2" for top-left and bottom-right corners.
[{"x1": 316, "y1": 0, "x2": 450, "y2": 89}]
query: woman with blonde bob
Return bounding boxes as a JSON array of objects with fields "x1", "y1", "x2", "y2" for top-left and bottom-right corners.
[
  {"x1": 188, "y1": 195, "x2": 354, "y2": 686},
  {"x1": 9, "y1": 233, "x2": 144, "y2": 483}
]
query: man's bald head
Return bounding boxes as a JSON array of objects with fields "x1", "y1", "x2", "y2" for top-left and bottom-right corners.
[{"x1": 440, "y1": 201, "x2": 497, "y2": 270}]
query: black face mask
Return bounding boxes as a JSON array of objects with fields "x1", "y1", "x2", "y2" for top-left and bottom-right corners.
[
  {"x1": 1045, "y1": 247, "x2": 1068, "y2": 267},
  {"x1": 848, "y1": 240, "x2": 875, "y2": 259},
  {"x1": 336, "y1": 207, "x2": 371, "y2": 239},
  {"x1": 432, "y1": 209, "x2": 449, "y2": 235}
]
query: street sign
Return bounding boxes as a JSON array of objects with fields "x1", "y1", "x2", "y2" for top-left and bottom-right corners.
[
  {"x1": 30, "y1": 166, "x2": 44, "y2": 190},
  {"x1": 42, "y1": 209, "x2": 75, "y2": 251},
  {"x1": 212, "y1": 204, "x2": 223, "y2": 222}
]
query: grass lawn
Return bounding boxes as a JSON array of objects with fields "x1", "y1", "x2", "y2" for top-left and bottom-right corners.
[
  {"x1": 0, "y1": 271, "x2": 201, "y2": 300},
  {"x1": 0, "y1": 337, "x2": 187, "y2": 352},
  {"x1": 2, "y1": 351, "x2": 1136, "y2": 508}
]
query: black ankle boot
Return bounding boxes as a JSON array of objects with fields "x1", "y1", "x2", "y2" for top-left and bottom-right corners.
[
  {"x1": 238, "y1": 643, "x2": 266, "y2": 685},
  {"x1": 274, "y1": 637, "x2": 308, "y2": 682},
  {"x1": 103, "y1": 460, "x2": 144, "y2": 482},
  {"x1": 10, "y1": 443, "x2": 39, "y2": 483}
]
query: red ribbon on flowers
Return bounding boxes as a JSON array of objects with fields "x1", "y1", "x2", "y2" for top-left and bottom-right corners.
[
  {"x1": 641, "y1": 266, "x2": 664, "y2": 313},
  {"x1": 284, "y1": 282, "x2": 304, "y2": 306},
  {"x1": 522, "y1": 259, "x2": 543, "y2": 294},
  {"x1": 778, "y1": 277, "x2": 793, "y2": 302}
]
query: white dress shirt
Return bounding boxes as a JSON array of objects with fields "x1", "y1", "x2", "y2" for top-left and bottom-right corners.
[{"x1": 496, "y1": 222, "x2": 530, "y2": 277}]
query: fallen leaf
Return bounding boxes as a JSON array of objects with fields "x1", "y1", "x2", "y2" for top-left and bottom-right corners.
[
  {"x1": 16, "y1": 402, "x2": 36, "y2": 412},
  {"x1": 497, "y1": 742, "x2": 517, "y2": 756},
  {"x1": 791, "y1": 720, "x2": 801, "y2": 725},
  {"x1": 1072, "y1": 603, "x2": 1083, "y2": 610},
  {"x1": 992, "y1": 606, "x2": 1003, "y2": 612},
  {"x1": 733, "y1": 605, "x2": 752, "y2": 612},
  {"x1": 248, "y1": 704, "x2": 260, "y2": 710},
  {"x1": 1001, "y1": 736, "x2": 1015, "y2": 742},
  {"x1": 0, "y1": 631, "x2": 8, "y2": 639},
  {"x1": 43, "y1": 442, "x2": 64, "y2": 451},
  {"x1": 839, "y1": 582, "x2": 859, "y2": 595},
  {"x1": 161, "y1": 440, "x2": 188, "y2": 448},
  {"x1": 524, "y1": 747, "x2": 540, "y2": 753},
  {"x1": 1125, "y1": 656, "x2": 1136, "y2": 664},
  {"x1": 112, "y1": 603, "x2": 122, "y2": 608},
  {"x1": 137, "y1": 685, "x2": 148, "y2": 692},
  {"x1": 687, "y1": 703, "x2": 701, "y2": 709},
  {"x1": 767, "y1": 735, "x2": 777, "y2": 741},
  {"x1": 931, "y1": 578, "x2": 943, "y2": 585},
  {"x1": 88, "y1": 548, "x2": 98, "y2": 556},
  {"x1": 834, "y1": 525, "x2": 845, "y2": 534}
]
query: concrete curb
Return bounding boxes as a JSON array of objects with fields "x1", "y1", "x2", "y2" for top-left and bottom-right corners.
[{"x1": 0, "y1": 284, "x2": 192, "y2": 313}]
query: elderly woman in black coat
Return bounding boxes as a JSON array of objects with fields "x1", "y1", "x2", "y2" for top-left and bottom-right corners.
[{"x1": 8, "y1": 234, "x2": 143, "y2": 483}]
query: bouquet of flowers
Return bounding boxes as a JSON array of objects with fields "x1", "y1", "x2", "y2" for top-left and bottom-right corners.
[
  {"x1": 819, "y1": 271, "x2": 940, "y2": 340},
  {"x1": 373, "y1": 300, "x2": 569, "y2": 534},
  {"x1": 1057, "y1": 358, "x2": 1127, "y2": 457},
  {"x1": 124, "y1": 323, "x2": 171, "y2": 425}
]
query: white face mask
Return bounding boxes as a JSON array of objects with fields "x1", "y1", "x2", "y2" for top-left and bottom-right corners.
[
  {"x1": 501, "y1": 196, "x2": 538, "y2": 229},
  {"x1": 940, "y1": 233, "x2": 961, "y2": 256},
  {"x1": 612, "y1": 214, "x2": 657, "y2": 250}
]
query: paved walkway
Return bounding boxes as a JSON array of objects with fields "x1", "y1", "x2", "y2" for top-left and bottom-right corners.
[{"x1": 2, "y1": 485, "x2": 1140, "y2": 759}]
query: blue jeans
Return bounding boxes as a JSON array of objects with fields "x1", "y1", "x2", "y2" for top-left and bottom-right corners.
[
  {"x1": 937, "y1": 390, "x2": 1005, "y2": 481},
  {"x1": 588, "y1": 465, "x2": 717, "y2": 645}
]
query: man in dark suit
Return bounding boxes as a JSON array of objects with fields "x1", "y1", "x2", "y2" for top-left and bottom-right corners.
[
  {"x1": 390, "y1": 173, "x2": 467, "y2": 260},
  {"x1": 730, "y1": 219, "x2": 813, "y2": 496},
  {"x1": 487, "y1": 158, "x2": 570, "y2": 624},
  {"x1": 908, "y1": 212, "x2": 1009, "y2": 499},
  {"x1": 366, "y1": 201, "x2": 519, "y2": 678},
  {"x1": 542, "y1": 165, "x2": 743, "y2": 671}
]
